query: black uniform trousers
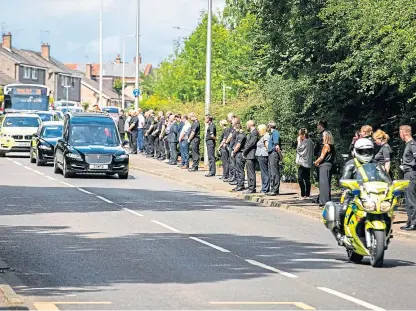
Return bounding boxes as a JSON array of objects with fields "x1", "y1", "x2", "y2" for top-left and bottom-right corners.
[
  {"x1": 190, "y1": 138, "x2": 200, "y2": 170},
  {"x1": 130, "y1": 130, "x2": 138, "y2": 153},
  {"x1": 144, "y1": 134, "x2": 149, "y2": 154},
  {"x1": 298, "y1": 166, "x2": 311, "y2": 197},
  {"x1": 235, "y1": 152, "x2": 245, "y2": 188},
  {"x1": 404, "y1": 171, "x2": 416, "y2": 226},
  {"x1": 164, "y1": 138, "x2": 170, "y2": 160},
  {"x1": 155, "y1": 137, "x2": 162, "y2": 158},
  {"x1": 228, "y1": 147, "x2": 236, "y2": 181},
  {"x1": 257, "y1": 156, "x2": 270, "y2": 193},
  {"x1": 147, "y1": 135, "x2": 155, "y2": 157},
  {"x1": 318, "y1": 162, "x2": 332, "y2": 206},
  {"x1": 207, "y1": 140, "x2": 216, "y2": 175},
  {"x1": 245, "y1": 158, "x2": 256, "y2": 191},
  {"x1": 169, "y1": 142, "x2": 178, "y2": 164},
  {"x1": 119, "y1": 131, "x2": 125, "y2": 142},
  {"x1": 220, "y1": 147, "x2": 230, "y2": 179},
  {"x1": 269, "y1": 151, "x2": 281, "y2": 194}
]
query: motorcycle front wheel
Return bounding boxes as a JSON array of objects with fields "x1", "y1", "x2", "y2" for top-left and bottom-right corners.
[{"x1": 370, "y1": 230, "x2": 385, "y2": 268}]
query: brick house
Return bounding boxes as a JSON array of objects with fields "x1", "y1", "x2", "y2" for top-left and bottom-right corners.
[
  {"x1": 66, "y1": 55, "x2": 152, "y2": 102},
  {"x1": 0, "y1": 32, "x2": 81, "y2": 103}
]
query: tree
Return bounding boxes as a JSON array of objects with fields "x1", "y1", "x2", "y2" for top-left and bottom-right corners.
[{"x1": 113, "y1": 78, "x2": 126, "y2": 101}]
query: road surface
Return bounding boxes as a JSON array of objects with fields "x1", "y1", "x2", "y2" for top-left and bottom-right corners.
[{"x1": 0, "y1": 155, "x2": 415, "y2": 310}]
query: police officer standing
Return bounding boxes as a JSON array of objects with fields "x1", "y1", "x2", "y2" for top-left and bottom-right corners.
[
  {"x1": 167, "y1": 114, "x2": 179, "y2": 165},
  {"x1": 267, "y1": 121, "x2": 282, "y2": 196},
  {"x1": 399, "y1": 125, "x2": 416, "y2": 231},
  {"x1": 243, "y1": 120, "x2": 259, "y2": 194},
  {"x1": 231, "y1": 123, "x2": 247, "y2": 192},
  {"x1": 226, "y1": 116, "x2": 240, "y2": 185},
  {"x1": 205, "y1": 115, "x2": 217, "y2": 177},
  {"x1": 188, "y1": 112, "x2": 201, "y2": 172},
  {"x1": 145, "y1": 110, "x2": 155, "y2": 157},
  {"x1": 218, "y1": 120, "x2": 230, "y2": 180}
]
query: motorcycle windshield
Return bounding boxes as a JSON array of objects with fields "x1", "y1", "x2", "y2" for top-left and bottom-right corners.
[{"x1": 356, "y1": 163, "x2": 392, "y2": 184}]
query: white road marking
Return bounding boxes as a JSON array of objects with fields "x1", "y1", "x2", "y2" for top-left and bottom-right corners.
[
  {"x1": 23, "y1": 166, "x2": 33, "y2": 171},
  {"x1": 77, "y1": 188, "x2": 93, "y2": 194},
  {"x1": 6, "y1": 158, "x2": 13, "y2": 161},
  {"x1": 291, "y1": 258, "x2": 344, "y2": 263},
  {"x1": 45, "y1": 176, "x2": 56, "y2": 181},
  {"x1": 12, "y1": 160, "x2": 22, "y2": 166},
  {"x1": 189, "y1": 237, "x2": 230, "y2": 253},
  {"x1": 151, "y1": 220, "x2": 181, "y2": 233},
  {"x1": 312, "y1": 251, "x2": 341, "y2": 255},
  {"x1": 122, "y1": 208, "x2": 144, "y2": 217},
  {"x1": 245, "y1": 259, "x2": 298, "y2": 278},
  {"x1": 317, "y1": 287, "x2": 385, "y2": 311},
  {"x1": 96, "y1": 196, "x2": 113, "y2": 204},
  {"x1": 60, "y1": 181, "x2": 74, "y2": 187},
  {"x1": 33, "y1": 170, "x2": 44, "y2": 176}
]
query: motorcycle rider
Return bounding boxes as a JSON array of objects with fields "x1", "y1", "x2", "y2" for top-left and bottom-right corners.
[{"x1": 337, "y1": 138, "x2": 391, "y2": 237}]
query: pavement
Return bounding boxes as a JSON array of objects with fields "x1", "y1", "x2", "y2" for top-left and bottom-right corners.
[
  {"x1": 0, "y1": 154, "x2": 415, "y2": 310},
  {"x1": 128, "y1": 153, "x2": 416, "y2": 241}
]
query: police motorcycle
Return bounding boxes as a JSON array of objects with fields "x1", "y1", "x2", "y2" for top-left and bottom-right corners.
[{"x1": 322, "y1": 138, "x2": 409, "y2": 267}]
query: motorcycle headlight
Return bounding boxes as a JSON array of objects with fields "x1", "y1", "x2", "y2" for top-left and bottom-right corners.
[
  {"x1": 363, "y1": 200, "x2": 376, "y2": 212},
  {"x1": 39, "y1": 144, "x2": 52, "y2": 150},
  {"x1": 0, "y1": 133, "x2": 11, "y2": 139},
  {"x1": 67, "y1": 152, "x2": 82, "y2": 160},
  {"x1": 380, "y1": 201, "x2": 392, "y2": 212}
]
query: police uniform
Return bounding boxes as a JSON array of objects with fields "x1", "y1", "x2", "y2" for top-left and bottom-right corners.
[
  {"x1": 228, "y1": 127, "x2": 238, "y2": 183},
  {"x1": 402, "y1": 139, "x2": 416, "y2": 228},
  {"x1": 234, "y1": 131, "x2": 247, "y2": 190},
  {"x1": 147, "y1": 116, "x2": 156, "y2": 157},
  {"x1": 189, "y1": 120, "x2": 201, "y2": 171},
  {"x1": 220, "y1": 127, "x2": 231, "y2": 179},
  {"x1": 206, "y1": 122, "x2": 217, "y2": 176}
]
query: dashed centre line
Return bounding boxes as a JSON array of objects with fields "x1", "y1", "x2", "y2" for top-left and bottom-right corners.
[
  {"x1": 23, "y1": 165, "x2": 33, "y2": 171},
  {"x1": 317, "y1": 287, "x2": 385, "y2": 311},
  {"x1": 189, "y1": 237, "x2": 230, "y2": 253},
  {"x1": 151, "y1": 220, "x2": 181, "y2": 233},
  {"x1": 12, "y1": 160, "x2": 22, "y2": 166},
  {"x1": 33, "y1": 170, "x2": 44, "y2": 176},
  {"x1": 96, "y1": 196, "x2": 114, "y2": 204},
  {"x1": 60, "y1": 181, "x2": 74, "y2": 187},
  {"x1": 45, "y1": 176, "x2": 56, "y2": 181},
  {"x1": 245, "y1": 259, "x2": 298, "y2": 278},
  {"x1": 77, "y1": 188, "x2": 93, "y2": 194}
]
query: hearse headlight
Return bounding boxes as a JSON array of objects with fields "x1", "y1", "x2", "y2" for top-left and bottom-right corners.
[
  {"x1": 115, "y1": 154, "x2": 129, "y2": 160},
  {"x1": 39, "y1": 144, "x2": 52, "y2": 150},
  {"x1": 67, "y1": 152, "x2": 82, "y2": 160}
]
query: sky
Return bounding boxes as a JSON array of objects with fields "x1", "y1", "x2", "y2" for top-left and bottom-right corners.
[{"x1": 1, "y1": 0, "x2": 225, "y2": 67}]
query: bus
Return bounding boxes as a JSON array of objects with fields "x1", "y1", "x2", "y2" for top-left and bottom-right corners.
[{"x1": 2, "y1": 84, "x2": 50, "y2": 113}]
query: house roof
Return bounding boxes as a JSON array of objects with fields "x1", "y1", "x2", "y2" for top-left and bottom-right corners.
[
  {"x1": 80, "y1": 73, "x2": 134, "y2": 101},
  {"x1": 20, "y1": 50, "x2": 81, "y2": 77},
  {"x1": 0, "y1": 46, "x2": 47, "y2": 68},
  {"x1": 65, "y1": 62, "x2": 152, "y2": 78},
  {"x1": 0, "y1": 70, "x2": 18, "y2": 85}
]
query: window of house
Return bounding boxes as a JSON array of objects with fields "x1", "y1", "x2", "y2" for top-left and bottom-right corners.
[
  {"x1": 61, "y1": 75, "x2": 70, "y2": 87},
  {"x1": 23, "y1": 67, "x2": 31, "y2": 79},
  {"x1": 32, "y1": 69, "x2": 38, "y2": 80},
  {"x1": 71, "y1": 77, "x2": 75, "y2": 87}
]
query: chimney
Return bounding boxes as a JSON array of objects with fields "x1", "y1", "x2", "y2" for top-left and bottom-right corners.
[
  {"x1": 115, "y1": 54, "x2": 121, "y2": 64},
  {"x1": 133, "y1": 55, "x2": 142, "y2": 64},
  {"x1": 41, "y1": 43, "x2": 50, "y2": 61},
  {"x1": 2, "y1": 32, "x2": 12, "y2": 50},
  {"x1": 86, "y1": 64, "x2": 92, "y2": 79}
]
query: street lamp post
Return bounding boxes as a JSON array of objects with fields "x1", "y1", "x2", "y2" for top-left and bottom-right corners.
[
  {"x1": 99, "y1": 0, "x2": 103, "y2": 109},
  {"x1": 122, "y1": 34, "x2": 135, "y2": 110},
  {"x1": 203, "y1": 0, "x2": 212, "y2": 167},
  {"x1": 63, "y1": 85, "x2": 71, "y2": 110},
  {"x1": 134, "y1": 0, "x2": 140, "y2": 110}
]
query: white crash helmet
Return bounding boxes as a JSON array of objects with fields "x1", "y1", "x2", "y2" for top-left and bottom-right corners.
[{"x1": 353, "y1": 138, "x2": 374, "y2": 164}]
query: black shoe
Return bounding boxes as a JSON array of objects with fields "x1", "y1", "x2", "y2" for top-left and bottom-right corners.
[
  {"x1": 403, "y1": 225, "x2": 416, "y2": 231},
  {"x1": 130, "y1": 152, "x2": 137, "y2": 154},
  {"x1": 169, "y1": 163, "x2": 177, "y2": 166},
  {"x1": 232, "y1": 186, "x2": 245, "y2": 192},
  {"x1": 188, "y1": 168, "x2": 198, "y2": 172},
  {"x1": 226, "y1": 178, "x2": 235, "y2": 183},
  {"x1": 205, "y1": 173, "x2": 215, "y2": 177},
  {"x1": 229, "y1": 181, "x2": 237, "y2": 186},
  {"x1": 266, "y1": 192, "x2": 278, "y2": 196},
  {"x1": 243, "y1": 189, "x2": 256, "y2": 194}
]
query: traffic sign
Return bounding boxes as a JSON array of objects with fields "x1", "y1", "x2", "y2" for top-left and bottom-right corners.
[{"x1": 133, "y1": 89, "x2": 140, "y2": 97}]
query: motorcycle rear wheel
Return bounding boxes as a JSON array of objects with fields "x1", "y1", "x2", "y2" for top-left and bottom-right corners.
[
  {"x1": 347, "y1": 249, "x2": 363, "y2": 264},
  {"x1": 370, "y1": 230, "x2": 385, "y2": 268}
]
